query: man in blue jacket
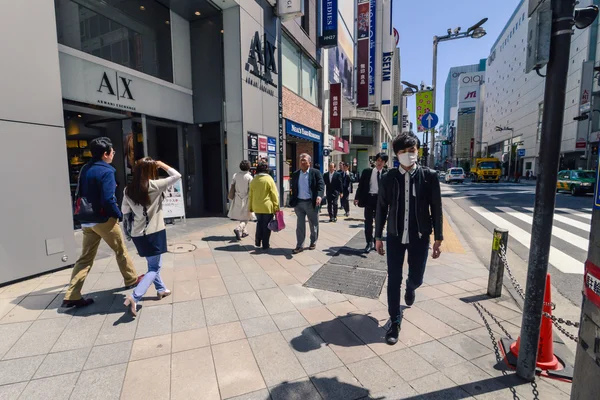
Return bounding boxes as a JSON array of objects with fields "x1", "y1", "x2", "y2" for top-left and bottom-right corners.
[{"x1": 63, "y1": 137, "x2": 141, "y2": 308}]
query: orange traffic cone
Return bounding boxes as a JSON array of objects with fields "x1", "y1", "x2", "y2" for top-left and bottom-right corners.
[{"x1": 507, "y1": 274, "x2": 559, "y2": 370}]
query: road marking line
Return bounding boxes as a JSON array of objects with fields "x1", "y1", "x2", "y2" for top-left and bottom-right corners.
[
  {"x1": 584, "y1": 208, "x2": 593, "y2": 212},
  {"x1": 471, "y1": 206, "x2": 583, "y2": 274},
  {"x1": 555, "y1": 208, "x2": 592, "y2": 220},
  {"x1": 524, "y1": 207, "x2": 590, "y2": 233},
  {"x1": 497, "y1": 207, "x2": 588, "y2": 251}
]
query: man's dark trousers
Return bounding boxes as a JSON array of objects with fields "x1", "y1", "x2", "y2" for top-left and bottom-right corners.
[
  {"x1": 327, "y1": 194, "x2": 339, "y2": 220},
  {"x1": 386, "y1": 235, "x2": 430, "y2": 322},
  {"x1": 364, "y1": 194, "x2": 378, "y2": 244}
]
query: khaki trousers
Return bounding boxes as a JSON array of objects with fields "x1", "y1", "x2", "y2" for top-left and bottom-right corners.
[{"x1": 64, "y1": 218, "x2": 137, "y2": 301}]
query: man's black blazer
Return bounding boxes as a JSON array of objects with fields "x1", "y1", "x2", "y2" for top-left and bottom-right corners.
[
  {"x1": 323, "y1": 171, "x2": 343, "y2": 198},
  {"x1": 289, "y1": 168, "x2": 325, "y2": 208}
]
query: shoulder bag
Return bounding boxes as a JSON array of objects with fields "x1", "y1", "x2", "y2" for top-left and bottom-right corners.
[
  {"x1": 73, "y1": 163, "x2": 96, "y2": 222},
  {"x1": 228, "y1": 175, "x2": 236, "y2": 201}
]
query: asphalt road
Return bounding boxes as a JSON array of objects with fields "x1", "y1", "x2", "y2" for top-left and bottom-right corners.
[{"x1": 441, "y1": 179, "x2": 593, "y2": 306}]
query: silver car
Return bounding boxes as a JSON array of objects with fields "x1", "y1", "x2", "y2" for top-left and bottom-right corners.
[{"x1": 445, "y1": 168, "x2": 465, "y2": 184}]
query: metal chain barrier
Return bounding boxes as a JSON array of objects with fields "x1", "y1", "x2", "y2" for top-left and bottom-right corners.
[
  {"x1": 498, "y1": 244, "x2": 579, "y2": 343},
  {"x1": 478, "y1": 301, "x2": 514, "y2": 340}
]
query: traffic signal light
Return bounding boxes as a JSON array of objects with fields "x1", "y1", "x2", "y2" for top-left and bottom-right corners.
[{"x1": 441, "y1": 140, "x2": 452, "y2": 145}]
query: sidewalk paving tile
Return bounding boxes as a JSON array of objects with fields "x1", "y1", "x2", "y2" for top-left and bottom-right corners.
[
  {"x1": 416, "y1": 300, "x2": 481, "y2": 332},
  {"x1": 71, "y1": 363, "x2": 127, "y2": 400},
  {"x1": 0, "y1": 294, "x2": 57, "y2": 324},
  {"x1": 0, "y1": 321, "x2": 32, "y2": 359},
  {"x1": 442, "y1": 361, "x2": 510, "y2": 399},
  {"x1": 173, "y1": 265, "x2": 198, "y2": 281},
  {"x1": 439, "y1": 333, "x2": 492, "y2": 360},
  {"x1": 412, "y1": 339, "x2": 467, "y2": 369},
  {"x1": 409, "y1": 371, "x2": 473, "y2": 399},
  {"x1": 265, "y1": 269, "x2": 300, "y2": 287},
  {"x1": 0, "y1": 382, "x2": 27, "y2": 400},
  {"x1": 245, "y1": 272, "x2": 278, "y2": 291},
  {"x1": 282, "y1": 326, "x2": 343, "y2": 375},
  {"x1": 19, "y1": 372, "x2": 79, "y2": 400},
  {"x1": 217, "y1": 262, "x2": 244, "y2": 277},
  {"x1": 172, "y1": 299, "x2": 206, "y2": 332},
  {"x1": 249, "y1": 331, "x2": 306, "y2": 387},
  {"x1": 199, "y1": 277, "x2": 228, "y2": 298},
  {"x1": 84, "y1": 340, "x2": 132, "y2": 370},
  {"x1": 172, "y1": 279, "x2": 201, "y2": 303},
  {"x1": 397, "y1": 320, "x2": 435, "y2": 347},
  {"x1": 413, "y1": 286, "x2": 449, "y2": 301},
  {"x1": 130, "y1": 333, "x2": 171, "y2": 361},
  {"x1": 269, "y1": 377, "x2": 322, "y2": 400},
  {"x1": 475, "y1": 300, "x2": 521, "y2": 321},
  {"x1": 33, "y1": 347, "x2": 90, "y2": 379},
  {"x1": 282, "y1": 285, "x2": 322, "y2": 310},
  {"x1": 0, "y1": 355, "x2": 45, "y2": 385},
  {"x1": 196, "y1": 263, "x2": 221, "y2": 280},
  {"x1": 228, "y1": 389, "x2": 272, "y2": 400},
  {"x1": 345, "y1": 295, "x2": 386, "y2": 313},
  {"x1": 223, "y1": 274, "x2": 254, "y2": 294},
  {"x1": 171, "y1": 347, "x2": 220, "y2": 400},
  {"x1": 94, "y1": 304, "x2": 138, "y2": 345},
  {"x1": 51, "y1": 313, "x2": 105, "y2": 352},
  {"x1": 208, "y1": 321, "x2": 246, "y2": 344},
  {"x1": 272, "y1": 311, "x2": 309, "y2": 331},
  {"x1": 121, "y1": 354, "x2": 171, "y2": 400},
  {"x1": 308, "y1": 288, "x2": 347, "y2": 305},
  {"x1": 381, "y1": 347, "x2": 437, "y2": 381},
  {"x1": 327, "y1": 301, "x2": 359, "y2": 317},
  {"x1": 433, "y1": 282, "x2": 468, "y2": 295},
  {"x1": 171, "y1": 327, "x2": 209, "y2": 352},
  {"x1": 402, "y1": 307, "x2": 458, "y2": 339},
  {"x1": 300, "y1": 306, "x2": 336, "y2": 325},
  {"x1": 231, "y1": 292, "x2": 269, "y2": 320},
  {"x1": 347, "y1": 357, "x2": 403, "y2": 393},
  {"x1": 434, "y1": 296, "x2": 484, "y2": 322},
  {"x1": 257, "y1": 288, "x2": 297, "y2": 314},
  {"x1": 203, "y1": 295, "x2": 239, "y2": 326},
  {"x1": 135, "y1": 303, "x2": 172, "y2": 338},
  {"x1": 341, "y1": 314, "x2": 405, "y2": 355},
  {"x1": 313, "y1": 319, "x2": 376, "y2": 365},
  {"x1": 212, "y1": 338, "x2": 266, "y2": 399},
  {"x1": 3, "y1": 317, "x2": 70, "y2": 359},
  {"x1": 241, "y1": 315, "x2": 279, "y2": 338},
  {"x1": 310, "y1": 366, "x2": 368, "y2": 400},
  {"x1": 451, "y1": 280, "x2": 484, "y2": 292}
]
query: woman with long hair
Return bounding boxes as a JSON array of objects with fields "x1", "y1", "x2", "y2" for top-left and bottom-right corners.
[
  {"x1": 228, "y1": 160, "x2": 253, "y2": 240},
  {"x1": 248, "y1": 161, "x2": 279, "y2": 251},
  {"x1": 121, "y1": 157, "x2": 181, "y2": 316}
]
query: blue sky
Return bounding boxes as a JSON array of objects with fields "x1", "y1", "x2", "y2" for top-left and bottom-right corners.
[{"x1": 393, "y1": 0, "x2": 521, "y2": 141}]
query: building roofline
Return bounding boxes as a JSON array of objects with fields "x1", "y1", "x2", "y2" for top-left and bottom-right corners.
[{"x1": 491, "y1": 0, "x2": 526, "y2": 52}]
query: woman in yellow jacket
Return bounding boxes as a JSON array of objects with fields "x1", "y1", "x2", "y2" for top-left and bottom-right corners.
[{"x1": 249, "y1": 161, "x2": 280, "y2": 250}]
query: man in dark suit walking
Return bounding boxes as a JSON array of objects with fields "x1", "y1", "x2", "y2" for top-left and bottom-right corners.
[
  {"x1": 289, "y1": 153, "x2": 325, "y2": 254},
  {"x1": 323, "y1": 162, "x2": 343, "y2": 222},
  {"x1": 354, "y1": 152, "x2": 388, "y2": 253},
  {"x1": 340, "y1": 162, "x2": 353, "y2": 217}
]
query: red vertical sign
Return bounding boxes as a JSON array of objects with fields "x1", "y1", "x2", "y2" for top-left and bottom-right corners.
[
  {"x1": 357, "y1": 1, "x2": 370, "y2": 108},
  {"x1": 470, "y1": 138, "x2": 474, "y2": 158},
  {"x1": 330, "y1": 83, "x2": 342, "y2": 129}
]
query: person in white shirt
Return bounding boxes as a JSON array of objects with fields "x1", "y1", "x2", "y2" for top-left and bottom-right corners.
[
  {"x1": 121, "y1": 158, "x2": 181, "y2": 316},
  {"x1": 353, "y1": 153, "x2": 389, "y2": 253}
]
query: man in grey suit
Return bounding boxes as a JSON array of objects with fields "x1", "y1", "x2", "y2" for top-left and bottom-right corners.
[{"x1": 289, "y1": 153, "x2": 325, "y2": 254}]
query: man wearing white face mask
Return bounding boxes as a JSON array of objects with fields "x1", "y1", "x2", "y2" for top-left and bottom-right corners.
[{"x1": 374, "y1": 133, "x2": 443, "y2": 345}]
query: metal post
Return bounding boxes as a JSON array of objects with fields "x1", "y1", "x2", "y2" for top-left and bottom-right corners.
[
  {"x1": 586, "y1": 110, "x2": 593, "y2": 170},
  {"x1": 431, "y1": 37, "x2": 438, "y2": 167},
  {"x1": 508, "y1": 128, "x2": 514, "y2": 181},
  {"x1": 488, "y1": 229, "x2": 508, "y2": 298},
  {"x1": 517, "y1": 0, "x2": 575, "y2": 381}
]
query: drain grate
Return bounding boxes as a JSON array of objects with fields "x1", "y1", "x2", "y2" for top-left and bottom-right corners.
[
  {"x1": 167, "y1": 243, "x2": 197, "y2": 254},
  {"x1": 304, "y1": 264, "x2": 386, "y2": 299}
]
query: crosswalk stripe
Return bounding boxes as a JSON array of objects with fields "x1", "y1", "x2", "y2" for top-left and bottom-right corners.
[
  {"x1": 496, "y1": 207, "x2": 588, "y2": 251},
  {"x1": 523, "y1": 207, "x2": 590, "y2": 233},
  {"x1": 471, "y1": 206, "x2": 583, "y2": 274},
  {"x1": 555, "y1": 208, "x2": 592, "y2": 220},
  {"x1": 584, "y1": 208, "x2": 593, "y2": 212}
]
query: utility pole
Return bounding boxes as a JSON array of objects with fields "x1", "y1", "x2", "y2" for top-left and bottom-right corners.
[
  {"x1": 430, "y1": 38, "x2": 438, "y2": 168},
  {"x1": 517, "y1": 0, "x2": 576, "y2": 381}
]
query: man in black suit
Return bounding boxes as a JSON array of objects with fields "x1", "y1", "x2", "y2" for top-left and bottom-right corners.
[
  {"x1": 289, "y1": 153, "x2": 325, "y2": 254},
  {"x1": 354, "y1": 152, "x2": 388, "y2": 253},
  {"x1": 340, "y1": 162, "x2": 353, "y2": 217},
  {"x1": 323, "y1": 162, "x2": 343, "y2": 222}
]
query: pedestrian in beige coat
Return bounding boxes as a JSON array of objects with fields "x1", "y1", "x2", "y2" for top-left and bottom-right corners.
[{"x1": 228, "y1": 160, "x2": 253, "y2": 240}]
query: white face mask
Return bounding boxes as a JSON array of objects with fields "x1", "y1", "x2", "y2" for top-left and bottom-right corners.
[{"x1": 398, "y1": 152, "x2": 417, "y2": 167}]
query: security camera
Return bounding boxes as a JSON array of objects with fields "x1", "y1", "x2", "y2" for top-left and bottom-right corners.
[
  {"x1": 447, "y1": 28, "x2": 452, "y2": 35},
  {"x1": 574, "y1": 5, "x2": 599, "y2": 29},
  {"x1": 454, "y1": 27, "x2": 461, "y2": 35},
  {"x1": 424, "y1": 85, "x2": 433, "y2": 91}
]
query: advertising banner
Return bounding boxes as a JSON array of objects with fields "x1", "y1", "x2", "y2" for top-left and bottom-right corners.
[
  {"x1": 162, "y1": 180, "x2": 186, "y2": 219},
  {"x1": 357, "y1": 1, "x2": 370, "y2": 108},
  {"x1": 320, "y1": 0, "x2": 338, "y2": 48},
  {"x1": 368, "y1": 0, "x2": 376, "y2": 100},
  {"x1": 328, "y1": 13, "x2": 354, "y2": 100},
  {"x1": 381, "y1": 0, "x2": 393, "y2": 105},
  {"x1": 415, "y1": 91, "x2": 433, "y2": 132},
  {"x1": 330, "y1": 83, "x2": 342, "y2": 129},
  {"x1": 457, "y1": 72, "x2": 484, "y2": 109}
]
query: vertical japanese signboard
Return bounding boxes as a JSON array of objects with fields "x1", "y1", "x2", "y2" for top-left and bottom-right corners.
[
  {"x1": 320, "y1": 0, "x2": 338, "y2": 48},
  {"x1": 368, "y1": 0, "x2": 376, "y2": 103},
  {"x1": 381, "y1": 0, "x2": 393, "y2": 105},
  {"x1": 330, "y1": 83, "x2": 342, "y2": 129},
  {"x1": 357, "y1": 1, "x2": 370, "y2": 108},
  {"x1": 415, "y1": 91, "x2": 433, "y2": 132}
]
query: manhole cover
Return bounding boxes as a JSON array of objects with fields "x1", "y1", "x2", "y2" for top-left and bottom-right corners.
[
  {"x1": 167, "y1": 243, "x2": 197, "y2": 253},
  {"x1": 304, "y1": 264, "x2": 386, "y2": 299}
]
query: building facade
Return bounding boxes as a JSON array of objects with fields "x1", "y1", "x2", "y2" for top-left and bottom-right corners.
[
  {"x1": 482, "y1": 0, "x2": 600, "y2": 176},
  {"x1": 1, "y1": 0, "x2": 285, "y2": 284}
]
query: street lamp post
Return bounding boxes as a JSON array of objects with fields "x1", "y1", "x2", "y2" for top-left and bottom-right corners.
[
  {"x1": 477, "y1": 141, "x2": 488, "y2": 157},
  {"x1": 431, "y1": 18, "x2": 488, "y2": 168}
]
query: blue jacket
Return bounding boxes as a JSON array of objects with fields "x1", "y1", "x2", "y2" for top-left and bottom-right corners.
[{"x1": 79, "y1": 161, "x2": 122, "y2": 222}]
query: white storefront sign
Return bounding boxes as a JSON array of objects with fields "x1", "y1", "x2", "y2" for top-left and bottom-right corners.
[
  {"x1": 457, "y1": 72, "x2": 484, "y2": 109},
  {"x1": 162, "y1": 180, "x2": 186, "y2": 219},
  {"x1": 277, "y1": 0, "x2": 304, "y2": 21},
  {"x1": 59, "y1": 45, "x2": 193, "y2": 123}
]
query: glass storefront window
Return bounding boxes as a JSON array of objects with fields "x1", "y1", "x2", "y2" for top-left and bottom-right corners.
[
  {"x1": 351, "y1": 121, "x2": 375, "y2": 137},
  {"x1": 301, "y1": 56, "x2": 317, "y2": 105},
  {"x1": 282, "y1": 35, "x2": 318, "y2": 106},
  {"x1": 55, "y1": 0, "x2": 173, "y2": 82},
  {"x1": 282, "y1": 37, "x2": 299, "y2": 94}
]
